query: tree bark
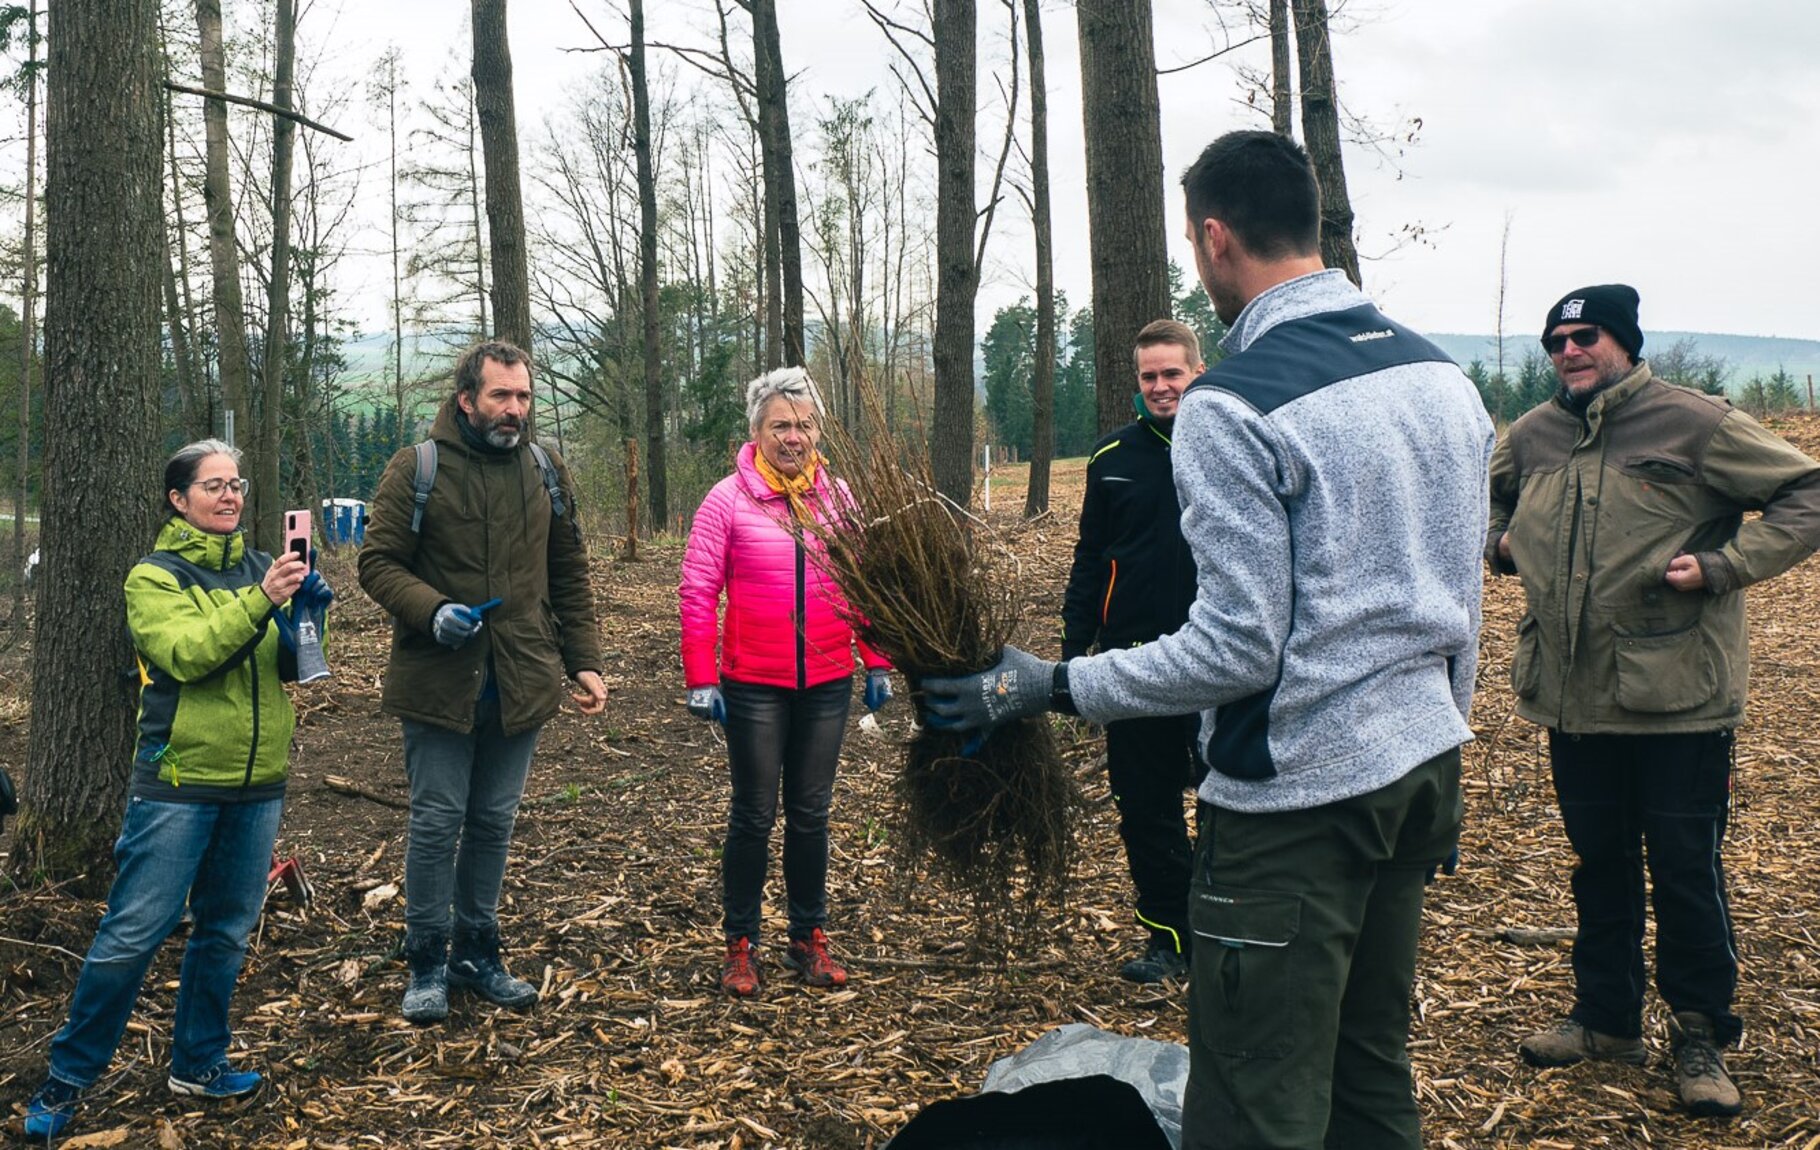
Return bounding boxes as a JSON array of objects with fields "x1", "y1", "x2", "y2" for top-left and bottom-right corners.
[
  {"x1": 12, "y1": 0, "x2": 38, "y2": 629},
  {"x1": 1077, "y1": 0, "x2": 1170, "y2": 437},
  {"x1": 194, "y1": 0, "x2": 252, "y2": 479},
  {"x1": 1290, "y1": 0, "x2": 1361, "y2": 285},
  {"x1": 752, "y1": 0, "x2": 804, "y2": 367},
  {"x1": 18, "y1": 0, "x2": 164, "y2": 890},
  {"x1": 1022, "y1": 0, "x2": 1053, "y2": 519},
  {"x1": 931, "y1": 0, "x2": 978, "y2": 508},
  {"x1": 630, "y1": 0, "x2": 668, "y2": 526},
  {"x1": 258, "y1": 0, "x2": 297, "y2": 547},
  {"x1": 1269, "y1": 0, "x2": 1292, "y2": 136},
  {"x1": 472, "y1": 0, "x2": 532, "y2": 353}
]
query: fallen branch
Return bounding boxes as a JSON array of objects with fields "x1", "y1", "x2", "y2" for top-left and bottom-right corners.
[
  {"x1": 323, "y1": 775, "x2": 409, "y2": 809},
  {"x1": 164, "y1": 81, "x2": 354, "y2": 141}
]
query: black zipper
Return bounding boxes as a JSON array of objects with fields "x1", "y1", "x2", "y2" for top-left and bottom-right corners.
[{"x1": 795, "y1": 536, "x2": 807, "y2": 690}]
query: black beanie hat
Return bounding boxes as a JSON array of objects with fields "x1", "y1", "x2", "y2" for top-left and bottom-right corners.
[{"x1": 1542, "y1": 284, "x2": 1643, "y2": 359}]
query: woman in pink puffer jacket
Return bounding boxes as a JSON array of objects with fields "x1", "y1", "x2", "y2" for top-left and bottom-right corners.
[{"x1": 679, "y1": 367, "x2": 891, "y2": 998}]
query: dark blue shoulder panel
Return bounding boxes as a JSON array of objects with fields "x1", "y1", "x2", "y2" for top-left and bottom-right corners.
[{"x1": 1185, "y1": 303, "x2": 1454, "y2": 415}]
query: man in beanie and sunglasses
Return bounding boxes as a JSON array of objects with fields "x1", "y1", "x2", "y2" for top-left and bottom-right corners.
[{"x1": 1488, "y1": 283, "x2": 1820, "y2": 1117}]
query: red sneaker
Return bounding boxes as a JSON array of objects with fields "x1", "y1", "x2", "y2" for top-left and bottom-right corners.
[
  {"x1": 721, "y1": 936, "x2": 761, "y2": 998},
  {"x1": 783, "y1": 927, "x2": 848, "y2": 988}
]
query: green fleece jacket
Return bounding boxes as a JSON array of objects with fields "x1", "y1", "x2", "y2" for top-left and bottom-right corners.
[
  {"x1": 1488, "y1": 361, "x2": 1820, "y2": 733},
  {"x1": 129, "y1": 519, "x2": 296, "y2": 801}
]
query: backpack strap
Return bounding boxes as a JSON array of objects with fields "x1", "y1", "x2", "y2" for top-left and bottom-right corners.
[
  {"x1": 410, "y1": 440, "x2": 438, "y2": 534},
  {"x1": 527, "y1": 442, "x2": 567, "y2": 519}
]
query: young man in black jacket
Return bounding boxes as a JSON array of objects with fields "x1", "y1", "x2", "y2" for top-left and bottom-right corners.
[{"x1": 1061, "y1": 318, "x2": 1207, "y2": 981}]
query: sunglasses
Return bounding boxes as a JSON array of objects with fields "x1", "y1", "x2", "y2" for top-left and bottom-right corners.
[{"x1": 1541, "y1": 328, "x2": 1602, "y2": 356}]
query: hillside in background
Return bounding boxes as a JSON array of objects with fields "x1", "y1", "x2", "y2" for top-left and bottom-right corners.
[{"x1": 1431, "y1": 330, "x2": 1820, "y2": 393}]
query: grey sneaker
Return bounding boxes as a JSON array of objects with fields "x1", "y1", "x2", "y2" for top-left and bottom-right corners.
[
  {"x1": 1519, "y1": 1019, "x2": 1647, "y2": 1068},
  {"x1": 1670, "y1": 1012, "x2": 1741, "y2": 1118},
  {"x1": 401, "y1": 930, "x2": 449, "y2": 1025},
  {"x1": 448, "y1": 925, "x2": 538, "y2": 1010},
  {"x1": 1118, "y1": 937, "x2": 1189, "y2": 984}
]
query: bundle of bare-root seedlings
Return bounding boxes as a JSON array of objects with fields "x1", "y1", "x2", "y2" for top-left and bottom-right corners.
[{"x1": 808, "y1": 410, "x2": 1079, "y2": 949}]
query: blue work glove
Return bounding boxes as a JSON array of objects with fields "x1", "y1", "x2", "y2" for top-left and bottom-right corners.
[
  {"x1": 864, "y1": 670, "x2": 894, "y2": 712},
  {"x1": 921, "y1": 645, "x2": 1058, "y2": 733},
  {"x1": 295, "y1": 571, "x2": 335, "y2": 611},
  {"x1": 270, "y1": 604, "x2": 298, "y2": 651},
  {"x1": 432, "y1": 602, "x2": 486, "y2": 649},
  {"x1": 687, "y1": 685, "x2": 726, "y2": 724}
]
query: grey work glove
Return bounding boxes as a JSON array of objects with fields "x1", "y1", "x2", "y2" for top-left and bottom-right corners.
[
  {"x1": 432, "y1": 602, "x2": 486, "y2": 649},
  {"x1": 921, "y1": 645, "x2": 1058, "y2": 733},
  {"x1": 687, "y1": 685, "x2": 726, "y2": 724}
]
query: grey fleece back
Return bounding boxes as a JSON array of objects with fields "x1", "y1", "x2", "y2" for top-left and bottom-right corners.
[{"x1": 1069, "y1": 270, "x2": 1495, "y2": 813}]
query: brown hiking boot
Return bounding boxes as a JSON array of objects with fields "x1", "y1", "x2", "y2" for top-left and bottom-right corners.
[
  {"x1": 1519, "y1": 1019, "x2": 1648, "y2": 1068},
  {"x1": 782, "y1": 927, "x2": 848, "y2": 988},
  {"x1": 1670, "y1": 1012, "x2": 1742, "y2": 1118},
  {"x1": 721, "y1": 936, "x2": 761, "y2": 998}
]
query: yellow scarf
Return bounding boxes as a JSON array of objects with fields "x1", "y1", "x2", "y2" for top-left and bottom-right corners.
[{"x1": 753, "y1": 448, "x2": 822, "y2": 525}]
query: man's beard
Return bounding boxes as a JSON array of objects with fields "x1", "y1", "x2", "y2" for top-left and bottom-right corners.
[{"x1": 477, "y1": 411, "x2": 523, "y2": 448}]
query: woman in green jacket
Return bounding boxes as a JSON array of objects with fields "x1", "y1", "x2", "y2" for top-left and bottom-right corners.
[{"x1": 23, "y1": 439, "x2": 332, "y2": 1140}]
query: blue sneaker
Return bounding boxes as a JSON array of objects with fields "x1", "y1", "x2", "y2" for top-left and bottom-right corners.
[
  {"x1": 24, "y1": 1077, "x2": 82, "y2": 1141},
  {"x1": 167, "y1": 1062, "x2": 263, "y2": 1099}
]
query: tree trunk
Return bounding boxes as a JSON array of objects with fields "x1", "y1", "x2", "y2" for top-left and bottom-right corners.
[
  {"x1": 1022, "y1": 0, "x2": 1053, "y2": 519},
  {"x1": 1269, "y1": 0, "x2": 1293, "y2": 136},
  {"x1": 195, "y1": 0, "x2": 251, "y2": 466},
  {"x1": 1077, "y1": 0, "x2": 1170, "y2": 437},
  {"x1": 12, "y1": 0, "x2": 38, "y2": 629},
  {"x1": 753, "y1": 0, "x2": 804, "y2": 367},
  {"x1": 1291, "y1": 0, "x2": 1361, "y2": 285},
  {"x1": 258, "y1": 0, "x2": 297, "y2": 547},
  {"x1": 930, "y1": 0, "x2": 978, "y2": 509},
  {"x1": 18, "y1": 0, "x2": 164, "y2": 890},
  {"x1": 161, "y1": 16, "x2": 205, "y2": 439},
  {"x1": 382, "y1": 48, "x2": 406, "y2": 441},
  {"x1": 472, "y1": 0, "x2": 532, "y2": 353},
  {"x1": 630, "y1": 0, "x2": 667, "y2": 526}
]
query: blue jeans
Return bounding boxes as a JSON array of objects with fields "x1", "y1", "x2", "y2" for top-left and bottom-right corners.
[
  {"x1": 46, "y1": 795, "x2": 283, "y2": 1088},
  {"x1": 402, "y1": 698, "x2": 542, "y2": 939},
  {"x1": 721, "y1": 677, "x2": 851, "y2": 943}
]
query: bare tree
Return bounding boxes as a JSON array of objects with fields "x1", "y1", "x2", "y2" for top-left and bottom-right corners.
[
  {"x1": 17, "y1": 0, "x2": 164, "y2": 887},
  {"x1": 194, "y1": 0, "x2": 253, "y2": 472},
  {"x1": 369, "y1": 46, "x2": 410, "y2": 440},
  {"x1": 631, "y1": 0, "x2": 667, "y2": 526},
  {"x1": 1290, "y1": 0, "x2": 1361, "y2": 284},
  {"x1": 472, "y1": 0, "x2": 532, "y2": 352},
  {"x1": 747, "y1": 0, "x2": 804, "y2": 368},
  {"x1": 1268, "y1": 0, "x2": 1291, "y2": 135},
  {"x1": 11, "y1": 0, "x2": 39, "y2": 631},
  {"x1": 1021, "y1": 0, "x2": 1054, "y2": 518},
  {"x1": 930, "y1": 0, "x2": 978, "y2": 505},
  {"x1": 1077, "y1": 0, "x2": 1170, "y2": 436},
  {"x1": 403, "y1": 68, "x2": 490, "y2": 342},
  {"x1": 256, "y1": 0, "x2": 298, "y2": 543}
]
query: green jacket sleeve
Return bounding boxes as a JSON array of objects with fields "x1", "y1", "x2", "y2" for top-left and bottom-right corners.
[
  {"x1": 357, "y1": 446, "x2": 448, "y2": 634},
  {"x1": 1702, "y1": 410, "x2": 1820, "y2": 590},
  {"x1": 126, "y1": 562, "x2": 273, "y2": 683},
  {"x1": 1484, "y1": 431, "x2": 1519, "y2": 575},
  {"x1": 544, "y1": 448, "x2": 604, "y2": 676}
]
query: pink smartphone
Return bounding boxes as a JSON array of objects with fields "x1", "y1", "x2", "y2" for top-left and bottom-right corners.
[{"x1": 283, "y1": 509, "x2": 312, "y2": 568}]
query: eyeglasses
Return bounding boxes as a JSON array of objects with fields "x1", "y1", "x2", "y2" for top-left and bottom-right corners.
[
  {"x1": 190, "y1": 478, "x2": 251, "y2": 497},
  {"x1": 1541, "y1": 328, "x2": 1602, "y2": 356}
]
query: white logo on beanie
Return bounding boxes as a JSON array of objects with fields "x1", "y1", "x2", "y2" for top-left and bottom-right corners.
[{"x1": 1560, "y1": 299, "x2": 1586, "y2": 320}]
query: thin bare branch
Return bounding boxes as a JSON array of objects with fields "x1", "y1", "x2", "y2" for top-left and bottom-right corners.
[{"x1": 165, "y1": 80, "x2": 353, "y2": 141}]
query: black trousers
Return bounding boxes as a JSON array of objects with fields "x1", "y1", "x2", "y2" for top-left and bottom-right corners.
[
  {"x1": 1105, "y1": 713, "x2": 1207, "y2": 951},
  {"x1": 1550, "y1": 729, "x2": 1741, "y2": 1045}
]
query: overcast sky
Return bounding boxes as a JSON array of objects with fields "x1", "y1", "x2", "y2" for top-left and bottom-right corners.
[{"x1": 346, "y1": 0, "x2": 1820, "y2": 344}]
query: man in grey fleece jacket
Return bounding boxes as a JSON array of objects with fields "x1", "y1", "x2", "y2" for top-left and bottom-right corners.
[{"x1": 926, "y1": 131, "x2": 1495, "y2": 1150}]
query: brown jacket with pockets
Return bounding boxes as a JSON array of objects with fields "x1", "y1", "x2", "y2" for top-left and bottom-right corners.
[
  {"x1": 359, "y1": 397, "x2": 602, "y2": 736},
  {"x1": 1488, "y1": 361, "x2": 1820, "y2": 734}
]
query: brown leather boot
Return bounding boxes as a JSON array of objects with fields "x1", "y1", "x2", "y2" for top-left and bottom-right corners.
[
  {"x1": 1670, "y1": 1012, "x2": 1741, "y2": 1118},
  {"x1": 1519, "y1": 1018, "x2": 1647, "y2": 1068}
]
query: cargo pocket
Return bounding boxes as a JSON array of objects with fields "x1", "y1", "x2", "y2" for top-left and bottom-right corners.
[
  {"x1": 1509, "y1": 613, "x2": 1542, "y2": 700},
  {"x1": 1189, "y1": 883, "x2": 1301, "y2": 1058},
  {"x1": 1612, "y1": 622, "x2": 1715, "y2": 713}
]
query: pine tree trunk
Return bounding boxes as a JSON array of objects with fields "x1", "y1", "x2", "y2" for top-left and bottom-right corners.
[
  {"x1": 17, "y1": 0, "x2": 164, "y2": 891},
  {"x1": 630, "y1": 0, "x2": 667, "y2": 526},
  {"x1": 931, "y1": 0, "x2": 978, "y2": 509},
  {"x1": 1022, "y1": 0, "x2": 1054, "y2": 519},
  {"x1": 1270, "y1": 0, "x2": 1293, "y2": 137},
  {"x1": 1291, "y1": 0, "x2": 1361, "y2": 285},
  {"x1": 258, "y1": 0, "x2": 297, "y2": 545},
  {"x1": 12, "y1": 0, "x2": 38, "y2": 628},
  {"x1": 753, "y1": 0, "x2": 804, "y2": 368},
  {"x1": 1077, "y1": 0, "x2": 1170, "y2": 437},
  {"x1": 195, "y1": 0, "x2": 252, "y2": 472},
  {"x1": 471, "y1": 0, "x2": 532, "y2": 353}
]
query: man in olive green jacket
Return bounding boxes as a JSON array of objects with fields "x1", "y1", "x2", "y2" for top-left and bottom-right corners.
[
  {"x1": 360, "y1": 340, "x2": 606, "y2": 1025},
  {"x1": 1488, "y1": 284, "x2": 1820, "y2": 1119}
]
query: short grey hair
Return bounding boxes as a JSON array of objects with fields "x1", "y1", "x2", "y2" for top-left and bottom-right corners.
[{"x1": 745, "y1": 367, "x2": 825, "y2": 436}]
